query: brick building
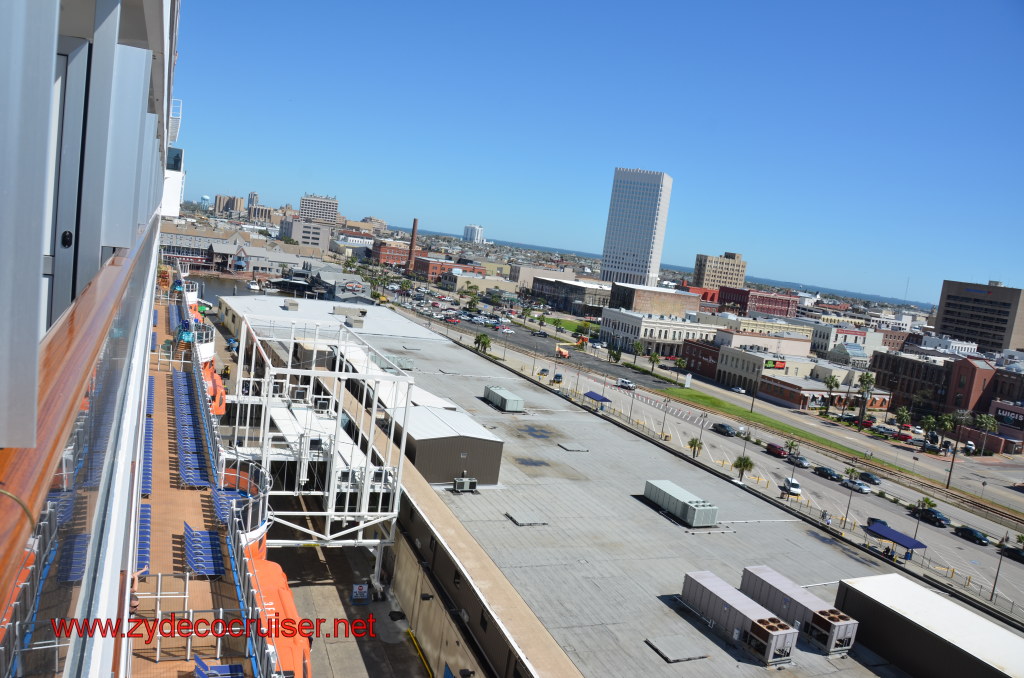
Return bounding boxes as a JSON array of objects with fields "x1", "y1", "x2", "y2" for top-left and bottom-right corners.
[
  {"x1": 371, "y1": 240, "x2": 426, "y2": 267},
  {"x1": 681, "y1": 340, "x2": 720, "y2": 379},
  {"x1": 609, "y1": 282, "x2": 701, "y2": 317},
  {"x1": 718, "y1": 287, "x2": 799, "y2": 317},
  {"x1": 412, "y1": 257, "x2": 487, "y2": 283}
]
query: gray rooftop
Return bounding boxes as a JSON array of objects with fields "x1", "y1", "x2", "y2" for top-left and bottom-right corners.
[
  {"x1": 390, "y1": 406, "x2": 503, "y2": 443},
  {"x1": 355, "y1": 314, "x2": 936, "y2": 678}
]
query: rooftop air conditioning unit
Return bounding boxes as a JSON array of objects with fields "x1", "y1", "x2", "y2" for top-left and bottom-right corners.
[{"x1": 452, "y1": 477, "x2": 477, "y2": 493}]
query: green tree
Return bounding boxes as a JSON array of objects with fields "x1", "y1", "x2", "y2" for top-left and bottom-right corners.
[
  {"x1": 784, "y1": 440, "x2": 800, "y2": 456},
  {"x1": 280, "y1": 236, "x2": 298, "y2": 245},
  {"x1": 823, "y1": 374, "x2": 840, "y2": 417},
  {"x1": 937, "y1": 413, "x2": 955, "y2": 449},
  {"x1": 894, "y1": 406, "x2": 912, "y2": 431},
  {"x1": 631, "y1": 340, "x2": 645, "y2": 365},
  {"x1": 733, "y1": 455, "x2": 755, "y2": 482},
  {"x1": 648, "y1": 352, "x2": 661, "y2": 370},
  {"x1": 673, "y1": 358, "x2": 687, "y2": 384},
  {"x1": 845, "y1": 466, "x2": 858, "y2": 479},
  {"x1": 550, "y1": 317, "x2": 562, "y2": 331},
  {"x1": 687, "y1": 437, "x2": 704, "y2": 458},
  {"x1": 473, "y1": 333, "x2": 491, "y2": 354},
  {"x1": 920, "y1": 415, "x2": 937, "y2": 442},
  {"x1": 578, "y1": 321, "x2": 592, "y2": 338},
  {"x1": 911, "y1": 388, "x2": 934, "y2": 418},
  {"x1": 608, "y1": 348, "x2": 622, "y2": 364},
  {"x1": 917, "y1": 496, "x2": 937, "y2": 511},
  {"x1": 538, "y1": 314, "x2": 548, "y2": 326},
  {"x1": 855, "y1": 372, "x2": 876, "y2": 430},
  {"x1": 974, "y1": 413, "x2": 998, "y2": 455}
]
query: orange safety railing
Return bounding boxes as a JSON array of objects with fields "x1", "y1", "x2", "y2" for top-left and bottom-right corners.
[{"x1": 0, "y1": 243, "x2": 144, "y2": 607}]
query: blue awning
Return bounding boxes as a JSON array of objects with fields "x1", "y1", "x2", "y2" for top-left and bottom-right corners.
[
  {"x1": 864, "y1": 523, "x2": 927, "y2": 550},
  {"x1": 583, "y1": 391, "x2": 612, "y2": 403}
]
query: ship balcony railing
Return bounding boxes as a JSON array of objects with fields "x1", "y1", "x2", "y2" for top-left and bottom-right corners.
[
  {"x1": 182, "y1": 280, "x2": 199, "y2": 293},
  {"x1": 192, "y1": 323, "x2": 215, "y2": 344}
]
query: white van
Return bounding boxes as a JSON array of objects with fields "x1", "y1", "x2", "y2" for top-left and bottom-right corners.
[{"x1": 616, "y1": 378, "x2": 636, "y2": 390}]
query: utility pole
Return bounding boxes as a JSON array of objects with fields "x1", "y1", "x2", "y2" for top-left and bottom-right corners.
[{"x1": 991, "y1": 532, "x2": 1011, "y2": 601}]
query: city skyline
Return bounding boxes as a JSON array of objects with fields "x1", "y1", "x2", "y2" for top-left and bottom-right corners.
[{"x1": 172, "y1": 1, "x2": 1023, "y2": 300}]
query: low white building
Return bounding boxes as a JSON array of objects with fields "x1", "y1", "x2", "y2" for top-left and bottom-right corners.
[
  {"x1": 920, "y1": 334, "x2": 978, "y2": 355},
  {"x1": 600, "y1": 307, "x2": 717, "y2": 355}
]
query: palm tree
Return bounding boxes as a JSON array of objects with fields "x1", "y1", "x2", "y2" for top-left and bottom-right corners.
[
  {"x1": 913, "y1": 495, "x2": 938, "y2": 539},
  {"x1": 538, "y1": 314, "x2": 548, "y2": 327},
  {"x1": 631, "y1": 340, "x2": 644, "y2": 365},
  {"x1": 855, "y1": 372, "x2": 876, "y2": 430},
  {"x1": 473, "y1": 333, "x2": 491, "y2": 354},
  {"x1": 937, "y1": 413, "x2": 955, "y2": 450},
  {"x1": 944, "y1": 410, "x2": 974, "y2": 489},
  {"x1": 648, "y1": 352, "x2": 661, "y2": 371},
  {"x1": 733, "y1": 455, "x2": 755, "y2": 482},
  {"x1": 673, "y1": 358, "x2": 687, "y2": 384},
  {"x1": 578, "y1": 321, "x2": 592, "y2": 338},
  {"x1": 687, "y1": 437, "x2": 703, "y2": 458},
  {"x1": 845, "y1": 466, "x2": 858, "y2": 479},
  {"x1": 894, "y1": 405, "x2": 911, "y2": 432},
  {"x1": 785, "y1": 440, "x2": 800, "y2": 456},
  {"x1": 975, "y1": 413, "x2": 998, "y2": 455},
  {"x1": 920, "y1": 414, "x2": 937, "y2": 444},
  {"x1": 608, "y1": 348, "x2": 622, "y2": 364},
  {"x1": 823, "y1": 375, "x2": 840, "y2": 417},
  {"x1": 550, "y1": 317, "x2": 562, "y2": 332}
]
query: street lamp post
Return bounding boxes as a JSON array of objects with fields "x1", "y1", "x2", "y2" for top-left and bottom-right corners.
[
  {"x1": 991, "y1": 532, "x2": 1011, "y2": 601},
  {"x1": 628, "y1": 390, "x2": 637, "y2": 423},
  {"x1": 945, "y1": 447, "x2": 958, "y2": 490},
  {"x1": 981, "y1": 481, "x2": 988, "y2": 500},
  {"x1": 697, "y1": 412, "x2": 708, "y2": 445},
  {"x1": 660, "y1": 398, "x2": 670, "y2": 439},
  {"x1": 843, "y1": 484, "x2": 855, "y2": 529}
]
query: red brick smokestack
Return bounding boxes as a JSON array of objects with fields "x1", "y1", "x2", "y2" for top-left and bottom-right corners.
[{"x1": 406, "y1": 218, "x2": 419, "y2": 271}]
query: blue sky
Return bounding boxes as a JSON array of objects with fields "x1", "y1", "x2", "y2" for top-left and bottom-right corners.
[{"x1": 174, "y1": 1, "x2": 1024, "y2": 303}]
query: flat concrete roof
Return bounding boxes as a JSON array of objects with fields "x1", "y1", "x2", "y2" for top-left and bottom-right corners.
[
  {"x1": 357, "y1": 318, "x2": 935, "y2": 677},
  {"x1": 220, "y1": 296, "x2": 439, "y2": 342}
]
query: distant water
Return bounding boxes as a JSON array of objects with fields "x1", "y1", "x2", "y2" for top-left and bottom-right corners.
[
  {"x1": 189, "y1": 275, "x2": 268, "y2": 306},
  {"x1": 388, "y1": 227, "x2": 935, "y2": 308}
]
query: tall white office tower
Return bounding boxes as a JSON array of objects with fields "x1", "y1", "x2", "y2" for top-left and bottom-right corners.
[
  {"x1": 599, "y1": 168, "x2": 673, "y2": 286},
  {"x1": 463, "y1": 224, "x2": 484, "y2": 243}
]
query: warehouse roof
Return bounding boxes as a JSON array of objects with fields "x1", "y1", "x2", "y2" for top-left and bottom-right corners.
[{"x1": 390, "y1": 406, "x2": 502, "y2": 443}]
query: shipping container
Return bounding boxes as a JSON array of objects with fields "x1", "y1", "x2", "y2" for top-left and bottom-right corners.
[
  {"x1": 680, "y1": 571, "x2": 797, "y2": 666},
  {"x1": 643, "y1": 480, "x2": 718, "y2": 527},
  {"x1": 483, "y1": 385, "x2": 525, "y2": 413},
  {"x1": 740, "y1": 565, "x2": 857, "y2": 655}
]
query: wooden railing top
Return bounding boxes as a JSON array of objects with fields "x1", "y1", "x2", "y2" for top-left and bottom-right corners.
[{"x1": 0, "y1": 242, "x2": 144, "y2": 604}]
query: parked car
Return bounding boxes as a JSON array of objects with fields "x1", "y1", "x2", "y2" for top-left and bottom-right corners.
[
  {"x1": 500, "y1": 328, "x2": 515, "y2": 334},
  {"x1": 711, "y1": 423, "x2": 738, "y2": 437},
  {"x1": 838, "y1": 413, "x2": 857, "y2": 422},
  {"x1": 765, "y1": 443, "x2": 789, "y2": 458},
  {"x1": 910, "y1": 507, "x2": 951, "y2": 527},
  {"x1": 894, "y1": 432, "x2": 914, "y2": 442},
  {"x1": 616, "y1": 378, "x2": 636, "y2": 390},
  {"x1": 814, "y1": 466, "x2": 842, "y2": 481},
  {"x1": 781, "y1": 478, "x2": 802, "y2": 495},
  {"x1": 841, "y1": 478, "x2": 871, "y2": 494},
  {"x1": 551, "y1": 373, "x2": 563, "y2": 384},
  {"x1": 912, "y1": 426, "x2": 924, "y2": 435},
  {"x1": 859, "y1": 472, "x2": 881, "y2": 485},
  {"x1": 787, "y1": 455, "x2": 810, "y2": 468},
  {"x1": 953, "y1": 526, "x2": 989, "y2": 545},
  {"x1": 922, "y1": 442, "x2": 942, "y2": 453},
  {"x1": 731, "y1": 386, "x2": 746, "y2": 394},
  {"x1": 866, "y1": 517, "x2": 888, "y2": 528},
  {"x1": 538, "y1": 368, "x2": 549, "y2": 377},
  {"x1": 531, "y1": 330, "x2": 549, "y2": 337}
]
